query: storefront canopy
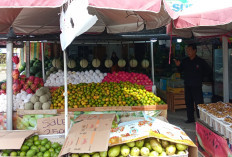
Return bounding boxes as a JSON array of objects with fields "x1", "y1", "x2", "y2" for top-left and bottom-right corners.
[
  {"x1": 167, "y1": 0, "x2": 232, "y2": 38},
  {"x1": 0, "y1": 0, "x2": 178, "y2": 36},
  {"x1": 60, "y1": 0, "x2": 179, "y2": 50},
  {"x1": 0, "y1": 0, "x2": 65, "y2": 35},
  {"x1": 86, "y1": 0, "x2": 178, "y2": 33}
]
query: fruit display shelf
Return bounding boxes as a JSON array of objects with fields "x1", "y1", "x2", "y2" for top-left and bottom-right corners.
[
  {"x1": 17, "y1": 109, "x2": 58, "y2": 116},
  {"x1": 56, "y1": 105, "x2": 167, "y2": 112},
  {"x1": 17, "y1": 105, "x2": 167, "y2": 113}
]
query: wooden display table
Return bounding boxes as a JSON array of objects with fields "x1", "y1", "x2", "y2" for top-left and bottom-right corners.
[
  {"x1": 167, "y1": 91, "x2": 186, "y2": 112},
  {"x1": 56, "y1": 105, "x2": 168, "y2": 118},
  {"x1": 17, "y1": 105, "x2": 168, "y2": 118},
  {"x1": 56, "y1": 105, "x2": 167, "y2": 112}
]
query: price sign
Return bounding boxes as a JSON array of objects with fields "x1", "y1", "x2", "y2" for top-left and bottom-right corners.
[{"x1": 37, "y1": 115, "x2": 70, "y2": 135}]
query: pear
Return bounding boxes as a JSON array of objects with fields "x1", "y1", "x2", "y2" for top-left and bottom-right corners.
[
  {"x1": 149, "y1": 151, "x2": 159, "y2": 157},
  {"x1": 135, "y1": 140, "x2": 144, "y2": 148},
  {"x1": 161, "y1": 140, "x2": 170, "y2": 148},
  {"x1": 144, "y1": 143, "x2": 152, "y2": 151},
  {"x1": 120, "y1": 145, "x2": 130, "y2": 157},
  {"x1": 177, "y1": 150, "x2": 186, "y2": 155},
  {"x1": 159, "y1": 151, "x2": 167, "y2": 156},
  {"x1": 130, "y1": 147, "x2": 140, "y2": 156},
  {"x1": 108, "y1": 145, "x2": 121, "y2": 157},
  {"x1": 126, "y1": 141, "x2": 135, "y2": 148},
  {"x1": 92, "y1": 153, "x2": 100, "y2": 157},
  {"x1": 176, "y1": 143, "x2": 188, "y2": 151},
  {"x1": 99, "y1": 151, "x2": 107, "y2": 157},
  {"x1": 150, "y1": 139, "x2": 163, "y2": 153},
  {"x1": 140, "y1": 147, "x2": 150, "y2": 156},
  {"x1": 166, "y1": 145, "x2": 176, "y2": 155}
]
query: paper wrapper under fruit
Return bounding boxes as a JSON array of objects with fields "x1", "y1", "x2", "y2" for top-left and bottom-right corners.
[
  {"x1": 73, "y1": 110, "x2": 161, "y2": 123},
  {"x1": 108, "y1": 115, "x2": 196, "y2": 147}
]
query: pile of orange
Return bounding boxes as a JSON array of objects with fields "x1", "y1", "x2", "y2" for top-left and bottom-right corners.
[{"x1": 51, "y1": 82, "x2": 164, "y2": 109}]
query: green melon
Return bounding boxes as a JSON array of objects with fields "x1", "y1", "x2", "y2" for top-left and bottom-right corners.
[
  {"x1": 35, "y1": 72, "x2": 42, "y2": 78},
  {"x1": 30, "y1": 66, "x2": 37, "y2": 75},
  {"x1": 52, "y1": 59, "x2": 62, "y2": 69}
]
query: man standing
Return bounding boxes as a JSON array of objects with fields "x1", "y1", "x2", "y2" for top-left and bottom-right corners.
[{"x1": 174, "y1": 44, "x2": 211, "y2": 123}]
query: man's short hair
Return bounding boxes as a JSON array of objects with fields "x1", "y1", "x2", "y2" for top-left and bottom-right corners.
[{"x1": 187, "y1": 44, "x2": 197, "y2": 50}]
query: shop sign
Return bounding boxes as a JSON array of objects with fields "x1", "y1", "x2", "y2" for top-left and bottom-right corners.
[{"x1": 165, "y1": 0, "x2": 198, "y2": 12}]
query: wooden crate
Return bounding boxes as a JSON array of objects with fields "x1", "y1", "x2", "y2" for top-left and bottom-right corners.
[{"x1": 167, "y1": 92, "x2": 186, "y2": 112}]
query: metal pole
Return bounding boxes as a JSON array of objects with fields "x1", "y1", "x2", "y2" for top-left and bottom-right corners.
[
  {"x1": 63, "y1": 50, "x2": 69, "y2": 138},
  {"x1": 222, "y1": 36, "x2": 229, "y2": 102},
  {"x1": 150, "y1": 41, "x2": 155, "y2": 85},
  {"x1": 6, "y1": 41, "x2": 13, "y2": 130},
  {"x1": 41, "y1": 43, "x2": 46, "y2": 82},
  {"x1": 26, "y1": 41, "x2": 30, "y2": 77}
]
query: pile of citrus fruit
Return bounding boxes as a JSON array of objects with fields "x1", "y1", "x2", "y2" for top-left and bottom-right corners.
[
  {"x1": 51, "y1": 82, "x2": 164, "y2": 109},
  {"x1": 1, "y1": 135, "x2": 62, "y2": 157}
]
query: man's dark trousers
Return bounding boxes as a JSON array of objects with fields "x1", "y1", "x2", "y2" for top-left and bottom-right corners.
[{"x1": 184, "y1": 85, "x2": 204, "y2": 121}]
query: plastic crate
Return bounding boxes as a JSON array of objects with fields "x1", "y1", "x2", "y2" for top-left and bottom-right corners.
[
  {"x1": 199, "y1": 108, "x2": 207, "y2": 123},
  {"x1": 205, "y1": 112, "x2": 212, "y2": 127},
  {"x1": 218, "y1": 120, "x2": 230, "y2": 137},
  {"x1": 210, "y1": 115, "x2": 221, "y2": 132},
  {"x1": 226, "y1": 126, "x2": 232, "y2": 144}
]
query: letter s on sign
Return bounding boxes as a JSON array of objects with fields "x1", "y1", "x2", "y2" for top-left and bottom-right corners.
[{"x1": 173, "y1": 4, "x2": 180, "y2": 12}]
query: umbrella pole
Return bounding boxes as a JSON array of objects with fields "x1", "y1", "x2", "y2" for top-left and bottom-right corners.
[
  {"x1": 26, "y1": 41, "x2": 30, "y2": 78},
  {"x1": 150, "y1": 41, "x2": 155, "y2": 85},
  {"x1": 41, "y1": 43, "x2": 46, "y2": 82},
  {"x1": 6, "y1": 41, "x2": 13, "y2": 130},
  {"x1": 63, "y1": 50, "x2": 69, "y2": 138},
  {"x1": 222, "y1": 36, "x2": 229, "y2": 102}
]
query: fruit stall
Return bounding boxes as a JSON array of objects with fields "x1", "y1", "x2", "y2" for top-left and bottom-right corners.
[
  {"x1": 0, "y1": 113, "x2": 198, "y2": 157},
  {"x1": 0, "y1": 1, "x2": 200, "y2": 157}
]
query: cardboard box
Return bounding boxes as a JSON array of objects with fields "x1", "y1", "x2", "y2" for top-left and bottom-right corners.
[
  {"x1": 59, "y1": 114, "x2": 115, "y2": 157},
  {"x1": 37, "y1": 115, "x2": 70, "y2": 135},
  {"x1": 0, "y1": 130, "x2": 35, "y2": 149}
]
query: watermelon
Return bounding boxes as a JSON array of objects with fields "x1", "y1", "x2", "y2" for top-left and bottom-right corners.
[
  {"x1": 18, "y1": 65, "x2": 25, "y2": 73},
  {"x1": 30, "y1": 66, "x2": 37, "y2": 75},
  {"x1": 22, "y1": 62, "x2": 26, "y2": 67},
  {"x1": 35, "y1": 72, "x2": 42, "y2": 78},
  {"x1": 30, "y1": 60, "x2": 35, "y2": 67},
  {"x1": 48, "y1": 63, "x2": 52, "y2": 68},
  {"x1": 34, "y1": 63, "x2": 42, "y2": 70}
]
